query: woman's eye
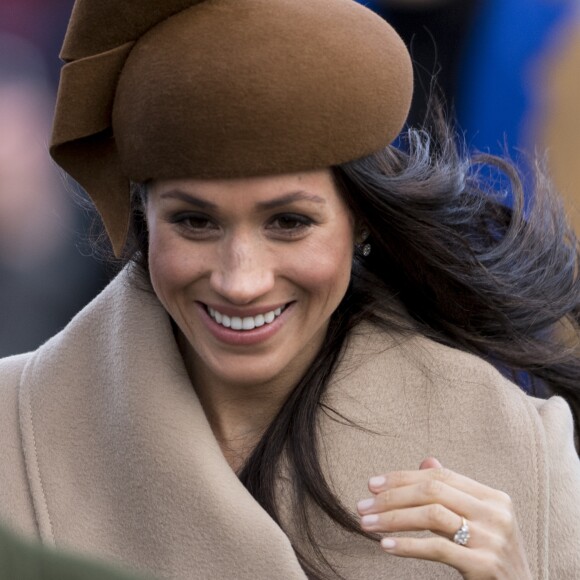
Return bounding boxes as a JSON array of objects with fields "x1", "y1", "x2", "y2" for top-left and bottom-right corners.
[
  {"x1": 269, "y1": 214, "x2": 314, "y2": 233},
  {"x1": 171, "y1": 213, "x2": 218, "y2": 234},
  {"x1": 183, "y1": 216, "x2": 212, "y2": 229}
]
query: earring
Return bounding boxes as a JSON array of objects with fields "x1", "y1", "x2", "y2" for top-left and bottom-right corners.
[
  {"x1": 354, "y1": 229, "x2": 372, "y2": 258},
  {"x1": 356, "y1": 228, "x2": 371, "y2": 257}
]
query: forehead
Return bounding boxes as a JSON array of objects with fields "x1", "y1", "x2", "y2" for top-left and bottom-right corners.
[{"x1": 149, "y1": 169, "x2": 340, "y2": 207}]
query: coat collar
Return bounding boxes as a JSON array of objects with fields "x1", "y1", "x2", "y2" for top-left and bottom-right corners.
[{"x1": 17, "y1": 267, "x2": 548, "y2": 579}]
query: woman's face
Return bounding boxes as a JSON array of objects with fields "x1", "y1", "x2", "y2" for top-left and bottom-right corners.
[{"x1": 146, "y1": 170, "x2": 355, "y2": 390}]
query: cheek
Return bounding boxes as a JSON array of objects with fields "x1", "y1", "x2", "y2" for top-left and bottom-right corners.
[
  {"x1": 147, "y1": 226, "x2": 177, "y2": 296},
  {"x1": 147, "y1": 226, "x2": 205, "y2": 303},
  {"x1": 292, "y1": 227, "x2": 353, "y2": 304}
]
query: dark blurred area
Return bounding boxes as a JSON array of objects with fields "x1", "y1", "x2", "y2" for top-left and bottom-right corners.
[
  {"x1": 363, "y1": 0, "x2": 484, "y2": 127},
  {"x1": 0, "y1": 0, "x2": 109, "y2": 357}
]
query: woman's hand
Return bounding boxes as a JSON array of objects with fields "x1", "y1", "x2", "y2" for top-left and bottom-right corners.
[{"x1": 357, "y1": 458, "x2": 532, "y2": 579}]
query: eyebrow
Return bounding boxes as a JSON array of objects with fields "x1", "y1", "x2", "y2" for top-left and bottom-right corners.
[
  {"x1": 159, "y1": 190, "x2": 218, "y2": 210},
  {"x1": 159, "y1": 189, "x2": 326, "y2": 210},
  {"x1": 255, "y1": 191, "x2": 326, "y2": 210}
]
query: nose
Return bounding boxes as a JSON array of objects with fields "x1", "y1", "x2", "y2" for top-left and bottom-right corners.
[{"x1": 209, "y1": 234, "x2": 275, "y2": 305}]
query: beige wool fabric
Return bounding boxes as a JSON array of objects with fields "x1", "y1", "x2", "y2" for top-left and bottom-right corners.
[
  {"x1": 50, "y1": 0, "x2": 413, "y2": 255},
  {"x1": 0, "y1": 268, "x2": 578, "y2": 579}
]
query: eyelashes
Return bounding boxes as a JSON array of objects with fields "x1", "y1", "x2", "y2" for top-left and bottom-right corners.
[
  {"x1": 173, "y1": 214, "x2": 216, "y2": 231},
  {"x1": 267, "y1": 214, "x2": 315, "y2": 234},
  {"x1": 169, "y1": 212, "x2": 316, "y2": 239}
]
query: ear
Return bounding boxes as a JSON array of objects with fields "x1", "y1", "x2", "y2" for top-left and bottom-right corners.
[
  {"x1": 358, "y1": 225, "x2": 371, "y2": 244},
  {"x1": 355, "y1": 224, "x2": 370, "y2": 244}
]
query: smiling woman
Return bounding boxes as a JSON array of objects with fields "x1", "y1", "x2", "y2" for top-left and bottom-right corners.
[
  {"x1": 147, "y1": 173, "x2": 353, "y2": 393},
  {"x1": 0, "y1": 1, "x2": 579, "y2": 580},
  {"x1": 144, "y1": 172, "x2": 355, "y2": 469}
]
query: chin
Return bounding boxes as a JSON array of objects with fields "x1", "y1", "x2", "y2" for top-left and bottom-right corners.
[{"x1": 213, "y1": 360, "x2": 289, "y2": 389}]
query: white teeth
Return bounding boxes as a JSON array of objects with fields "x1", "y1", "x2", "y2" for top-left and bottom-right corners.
[{"x1": 207, "y1": 305, "x2": 286, "y2": 330}]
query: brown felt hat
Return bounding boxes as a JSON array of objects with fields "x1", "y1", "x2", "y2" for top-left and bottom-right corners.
[{"x1": 50, "y1": 0, "x2": 413, "y2": 255}]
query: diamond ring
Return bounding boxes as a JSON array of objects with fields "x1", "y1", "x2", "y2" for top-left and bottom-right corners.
[{"x1": 453, "y1": 517, "x2": 470, "y2": 546}]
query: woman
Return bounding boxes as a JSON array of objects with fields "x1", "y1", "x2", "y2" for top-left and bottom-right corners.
[{"x1": 0, "y1": 0, "x2": 578, "y2": 579}]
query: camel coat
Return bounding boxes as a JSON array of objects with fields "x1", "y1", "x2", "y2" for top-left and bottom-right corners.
[{"x1": 0, "y1": 268, "x2": 578, "y2": 579}]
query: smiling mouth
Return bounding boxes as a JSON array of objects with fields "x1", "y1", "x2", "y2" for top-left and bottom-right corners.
[{"x1": 205, "y1": 304, "x2": 289, "y2": 331}]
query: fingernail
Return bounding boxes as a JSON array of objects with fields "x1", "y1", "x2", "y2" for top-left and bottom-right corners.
[
  {"x1": 381, "y1": 538, "x2": 396, "y2": 550},
  {"x1": 357, "y1": 498, "x2": 375, "y2": 512},
  {"x1": 369, "y1": 476, "x2": 386, "y2": 488},
  {"x1": 361, "y1": 514, "x2": 379, "y2": 526}
]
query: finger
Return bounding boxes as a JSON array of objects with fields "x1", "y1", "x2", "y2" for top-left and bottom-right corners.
[
  {"x1": 369, "y1": 467, "x2": 500, "y2": 502},
  {"x1": 358, "y1": 479, "x2": 484, "y2": 521},
  {"x1": 419, "y1": 457, "x2": 442, "y2": 470},
  {"x1": 379, "y1": 535, "x2": 487, "y2": 576},
  {"x1": 360, "y1": 504, "x2": 465, "y2": 539}
]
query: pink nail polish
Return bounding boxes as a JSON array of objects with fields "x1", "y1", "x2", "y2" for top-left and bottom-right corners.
[
  {"x1": 361, "y1": 514, "x2": 379, "y2": 526},
  {"x1": 381, "y1": 538, "x2": 396, "y2": 550},
  {"x1": 357, "y1": 498, "x2": 374, "y2": 512},
  {"x1": 369, "y1": 476, "x2": 386, "y2": 488}
]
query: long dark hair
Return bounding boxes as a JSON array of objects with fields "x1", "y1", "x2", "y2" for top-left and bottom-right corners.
[{"x1": 123, "y1": 117, "x2": 580, "y2": 579}]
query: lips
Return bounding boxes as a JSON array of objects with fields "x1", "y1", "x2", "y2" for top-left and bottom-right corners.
[{"x1": 206, "y1": 305, "x2": 286, "y2": 331}]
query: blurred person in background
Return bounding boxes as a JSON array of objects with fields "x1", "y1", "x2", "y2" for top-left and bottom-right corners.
[{"x1": 0, "y1": 33, "x2": 108, "y2": 357}]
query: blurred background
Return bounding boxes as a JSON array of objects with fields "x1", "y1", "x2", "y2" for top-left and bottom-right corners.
[
  {"x1": 0, "y1": 0, "x2": 108, "y2": 357},
  {"x1": 0, "y1": 0, "x2": 579, "y2": 357},
  {"x1": 362, "y1": 0, "x2": 580, "y2": 220}
]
